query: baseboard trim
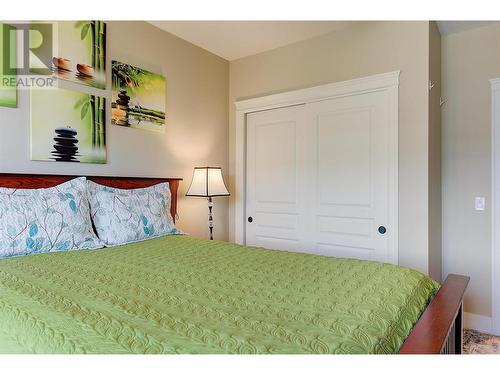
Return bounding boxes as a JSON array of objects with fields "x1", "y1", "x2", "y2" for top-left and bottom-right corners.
[{"x1": 464, "y1": 312, "x2": 493, "y2": 334}]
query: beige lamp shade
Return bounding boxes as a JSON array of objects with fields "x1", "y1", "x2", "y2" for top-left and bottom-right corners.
[{"x1": 186, "y1": 167, "x2": 230, "y2": 197}]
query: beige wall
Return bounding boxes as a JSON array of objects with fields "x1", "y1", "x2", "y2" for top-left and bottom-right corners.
[
  {"x1": 428, "y1": 21, "x2": 442, "y2": 282},
  {"x1": 442, "y1": 23, "x2": 500, "y2": 317},
  {"x1": 229, "y1": 21, "x2": 432, "y2": 274},
  {"x1": 0, "y1": 21, "x2": 229, "y2": 240}
]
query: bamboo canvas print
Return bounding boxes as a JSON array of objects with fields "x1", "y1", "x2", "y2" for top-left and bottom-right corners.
[
  {"x1": 0, "y1": 22, "x2": 17, "y2": 108},
  {"x1": 111, "y1": 60, "x2": 166, "y2": 132},
  {"x1": 31, "y1": 88, "x2": 106, "y2": 163},
  {"x1": 31, "y1": 21, "x2": 106, "y2": 89}
]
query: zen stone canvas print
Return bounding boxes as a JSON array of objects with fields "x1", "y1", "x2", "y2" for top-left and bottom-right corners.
[
  {"x1": 111, "y1": 60, "x2": 166, "y2": 132},
  {"x1": 0, "y1": 22, "x2": 17, "y2": 108},
  {"x1": 30, "y1": 21, "x2": 106, "y2": 89},
  {"x1": 30, "y1": 88, "x2": 106, "y2": 163}
]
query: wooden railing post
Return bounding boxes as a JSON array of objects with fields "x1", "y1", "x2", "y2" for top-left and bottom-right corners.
[{"x1": 454, "y1": 304, "x2": 463, "y2": 354}]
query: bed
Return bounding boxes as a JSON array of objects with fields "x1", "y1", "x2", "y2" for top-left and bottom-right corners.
[{"x1": 0, "y1": 174, "x2": 469, "y2": 354}]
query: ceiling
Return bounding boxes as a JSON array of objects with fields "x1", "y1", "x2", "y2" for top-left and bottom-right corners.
[
  {"x1": 150, "y1": 21, "x2": 497, "y2": 61},
  {"x1": 149, "y1": 21, "x2": 356, "y2": 61},
  {"x1": 436, "y1": 21, "x2": 495, "y2": 35}
]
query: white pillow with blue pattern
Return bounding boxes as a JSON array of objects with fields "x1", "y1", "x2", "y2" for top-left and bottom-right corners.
[
  {"x1": 0, "y1": 177, "x2": 103, "y2": 258},
  {"x1": 87, "y1": 181, "x2": 181, "y2": 246}
]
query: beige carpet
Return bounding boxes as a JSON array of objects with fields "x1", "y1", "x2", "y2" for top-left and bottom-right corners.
[{"x1": 463, "y1": 329, "x2": 500, "y2": 354}]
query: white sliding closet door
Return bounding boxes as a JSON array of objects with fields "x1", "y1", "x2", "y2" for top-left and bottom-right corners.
[
  {"x1": 303, "y1": 91, "x2": 395, "y2": 262},
  {"x1": 246, "y1": 90, "x2": 397, "y2": 264},
  {"x1": 246, "y1": 105, "x2": 308, "y2": 251}
]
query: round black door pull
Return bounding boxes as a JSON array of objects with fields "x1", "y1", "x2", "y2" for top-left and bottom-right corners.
[
  {"x1": 378, "y1": 226, "x2": 386, "y2": 234},
  {"x1": 248, "y1": 217, "x2": 253, "y2": 223}
]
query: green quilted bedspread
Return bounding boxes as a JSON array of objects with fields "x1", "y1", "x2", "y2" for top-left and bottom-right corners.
[{"x1": 0, "y1": 235, "x2": 439, "y2": 354}]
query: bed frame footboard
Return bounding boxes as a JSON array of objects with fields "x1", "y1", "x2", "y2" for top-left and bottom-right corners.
[{"x1": 398, "y1": 274, "x2": 470, "y2": 354}]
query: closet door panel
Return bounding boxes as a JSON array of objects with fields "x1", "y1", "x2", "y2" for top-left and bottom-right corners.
[
  {"x1": 317, "y1": 109, "x2": 372, "y2": 206},
  {"x1": 246, "y1": 105, "x2": 307, "y2": 251},
  {"x1": 304, "y1": 91, "x2": 394, "y2": 262}
]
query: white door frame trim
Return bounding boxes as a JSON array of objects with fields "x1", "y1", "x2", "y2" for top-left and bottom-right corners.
[
  {"x1": 233, "y1": 71, "x2": 401, "y2": 258},
  {"x1": 490, "y1": 78, "x2": 500, "y2": 335}
]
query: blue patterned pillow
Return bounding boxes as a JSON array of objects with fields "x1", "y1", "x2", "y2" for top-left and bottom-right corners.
[
  {"x1": 0, "y1": 177, "x2": 103, "y2": 258},
  {"x1": 87, "y1": 181, "x2": 181, "y2": 246}
]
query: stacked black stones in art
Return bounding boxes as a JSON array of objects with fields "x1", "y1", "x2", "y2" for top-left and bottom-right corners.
[
  {"x1": 113, "y1": 90, "x2": 130, "y2": 126},
  {"x1": 51, "y1": 127, "x2": 80, "y2": 162}
]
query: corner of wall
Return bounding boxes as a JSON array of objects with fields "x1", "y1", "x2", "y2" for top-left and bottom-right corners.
[{"x1": 428, "y1": 21, "x2": 443, "y2": 282}]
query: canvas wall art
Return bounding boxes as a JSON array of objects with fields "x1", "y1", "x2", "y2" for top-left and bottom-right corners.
[
  {"x1": 111, "y1": 60, "x2": 166, "y2": 132},
  {"x1": 31, "y1": 88, "x2": 106, "y2": 164},
  {"x1": 0, "y1": 22, "x2": 17, "y2": 108},
  {"x1": 31, "y1": 21, "x2": 106, "y2": 89}
]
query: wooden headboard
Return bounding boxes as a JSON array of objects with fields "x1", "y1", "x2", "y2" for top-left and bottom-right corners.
[{"x1": 0, "y1": 173, "x2": 182, "y2": 222}]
